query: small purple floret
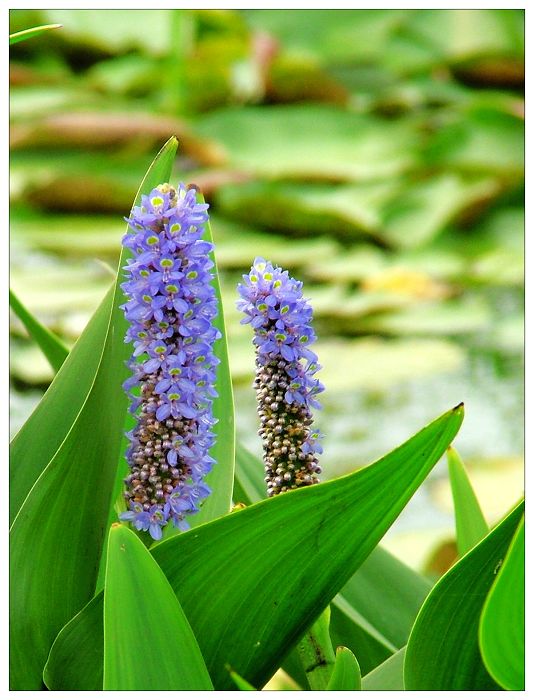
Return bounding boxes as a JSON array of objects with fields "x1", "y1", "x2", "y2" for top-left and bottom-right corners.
[{"x1": 119, "y1": 183, "x2": 219, "y2": 538}]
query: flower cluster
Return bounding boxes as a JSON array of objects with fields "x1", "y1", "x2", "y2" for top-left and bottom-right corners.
[
  {"x1": 119, "y1": 183, "x2": 220, "y2": 539},
  {"x1": 237, "y1": 257, "x2": 324, "y2": 496}
]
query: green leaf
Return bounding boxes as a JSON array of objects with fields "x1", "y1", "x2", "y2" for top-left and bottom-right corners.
[
  {"x1": 404, "y1": 499, "x2": 524, "y2": 690},
  {"x1": 228, "y1": 668, "x2": 257, "y2": 691},
  {"x1": 233, "y1": 441, "x2": 266, "y2": 504},
  {"x1": 10, "y1": 287, "x2": 112, "y2": 525},
  {"x1": 9, "y1": 23, "x2": 62, "y2": 45},
  {"x1": 44, "y1": 595, "x2": 104, "y2": 691},
  {"x1": 361, "y1": 647, "x2": 406, "y2": 690},
  {"x1": 327, "y1": 647, "x2": 361, "y2": 691},
  {"x1": 44, "y1": 405, "x2": 463, "y2": 690},
  {"x1": 103, "y1": 525, "x2": 212, "y2": 690},
  {"x1": 330, "y1": 545, "x2": 430, "y2": 673},
  {"x1": 479, "y1": 516, "x2": 524, "y2": 690},
  {"x1": 9, "y1": 288, "x2": 69, "y2": 373},
  {"x1": 9, "y1": 137, "x2": 178, "y2": 690},
  {"x1": 234, "y1": 441, "x2": 432, "y2": 675},
  {"x1": 296, "y1": 607, "x2": 336, "y2": 690},
  {"x1": 447, "y1": 445, "x2": 489, "y2": 556}
]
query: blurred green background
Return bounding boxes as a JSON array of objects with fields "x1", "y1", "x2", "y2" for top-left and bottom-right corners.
[{"x1": 9, "y1": 9, "x2": 524, "y2": 574}]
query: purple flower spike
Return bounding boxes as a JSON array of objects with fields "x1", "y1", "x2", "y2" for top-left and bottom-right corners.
[
  {"x1": 237, "y1": 257, "x2": 324, "y2": 497},
  {"x1": 119, "y1": 183, "x2": 220, "y2": 539}
]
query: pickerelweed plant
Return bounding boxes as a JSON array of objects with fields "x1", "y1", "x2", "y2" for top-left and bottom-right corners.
[{"x1": 10, "y1": 138, "x2": 524, "y2": 693}]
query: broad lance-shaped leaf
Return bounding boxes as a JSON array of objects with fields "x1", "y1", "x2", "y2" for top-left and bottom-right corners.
[
  {"x1": 10, "y1": 287, "x2": 111, "y2": 525},
  {"x1": 479, "y1": 515, "x2": 524, "y2": 691},
  {"x1": 404, "y1": 499, "x2": 524, "y2": 690},
  {"x1": 361, "y1": 647, "x2": 406, "y2": 690},
  {"x1": 9, "y1": 289, "x2": 69, "y2": 373},
  {"x1": 9, "y1": 137, "x2": 178, "y2": 690},
  {"x1": 235, "y1": 441, "x2": 431, "y2": 676},
  {"x1": 104, "y1": 525, "x2": 212, "y2": 690},
  {"x1": 44, "y1": 404, "x2": 463, "y2": 690},
  {"x1": 447, "y1": 445, "x2": 489, "y2": 556},
  {"x1": 327, "y1": 647, "x2": 361, "y2": 691}
]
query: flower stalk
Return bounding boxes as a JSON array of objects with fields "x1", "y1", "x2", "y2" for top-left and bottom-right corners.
[{"x1": 237, "y1": 257, "x2": 324, "y2": 495}]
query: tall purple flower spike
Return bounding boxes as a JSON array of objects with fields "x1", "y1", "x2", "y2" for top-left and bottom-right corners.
[
  {"x1": 119, "y1": 183, "x2": 220, "y2": 539},
  {"x1": 237, "y1": 257, "x2": 324, "y2": 496}
]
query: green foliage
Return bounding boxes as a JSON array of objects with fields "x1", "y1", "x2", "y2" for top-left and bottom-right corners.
[
  {"x1": 479, "y1": 516, "x2": 524, "y2": 690},
  {"x1": 9, "y1": 288, "x2": 68, "y2": 372},
  {"x1": 103, "y1": 525, "x2": 213, "y2": 690},
  {"x1": 235, "y1": 441, "x2": 433, "y2": 677},
  {"x1": 327, "y1": 647, "x2": 361, "y2": 691},
  {"x1": 361, "y1": 648, "x2": 406, "y2": 690},
  {"x1": 404, "y1": 499, "x2": 524, "y2": 690},
  {"x1": 228, "y1": 668, "x2": 257, "y2": 691},
  {"x1": 447, "y1": 445, "x2": 489, "y2": 556},
  {"x1": 43, "y1": 403, "x2": 462, "y2": 690},
  {"x1": 296, "y1": 608, "x2": 336, "y2": 690}
]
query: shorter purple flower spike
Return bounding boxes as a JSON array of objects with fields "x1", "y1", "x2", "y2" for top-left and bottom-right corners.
[
  {"x1": 237, "y1": 257, "x2": 324, "y2": 496},
  {"x1": 119, "y1": 182, "x2": 220, "y2": 538}
]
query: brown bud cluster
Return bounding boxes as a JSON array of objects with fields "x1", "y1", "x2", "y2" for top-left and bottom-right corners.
[
  {"x1": 254, "y1": 357, "x2": 321, "y2": 497},
  {"x1": 123, "y1": 376, "x2": 191, "y2": 508}
]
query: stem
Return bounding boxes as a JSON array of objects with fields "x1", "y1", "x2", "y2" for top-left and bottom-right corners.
[{"x1": 297, "y1": 607, "x2": 336, "y2": 690}]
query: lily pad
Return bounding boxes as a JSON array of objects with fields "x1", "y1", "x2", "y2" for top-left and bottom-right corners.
[
  {"x1": 381, "y1": 174, "x2": 501, "y2": 248},
  {"x1": 214, "y1": 179, "x2": 399, "y2": 239},
  {"x1": 42, "y1": 9, "x2": 174, "y2": 55},
  {"x1": 242, "y1": 10, "x2": 407, "y2": 64},
  {"x1": 193, "y1": 105, "x2": 419, "y2": 181},
  {"x1": 355, "y1": 296, "x2": 492, "y2": 336},
  {"x1": 425, "y1": 107, "x2": 524, "y2": 182}
]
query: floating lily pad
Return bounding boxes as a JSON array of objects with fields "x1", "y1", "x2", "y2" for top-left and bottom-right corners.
[
  {"x1": 211, "y1": 214, "x2": 341, "y2": 269},
  {"x1": 316, "y1": 337, "x2": 465, "y2": 393},
  {"x1": 42, "y1": 9, "x2": 175, "y2": 55},
  {"x1": 213, "y1": 179, "x2": 399, "y2": 239},
  {"x1": 242, "y1": 9, "x2": 407, "y2": 64},
  {"x1": 11, "y1": 212, "x2": 124, "y2": 256},
  {"x1": 356, "y1": 296, "x2": 492, "y2": 336},
  {"x1": 407, "y1": 9, "x2": 524, "y2": 63},
  {"x1": 193, "y1": 105, "x2": 419, "y2": 181},
  {"x1": 425, "y1": 107, "x2": 524, "y2": 182},
  {"x1": 381, "y1": 174, "x2": 501, "y2": 248},
  {"x1": 306, "y1": 246, "x2": 387, "y2": 283},
  {"x1": 10, "y1": 265, "x2": 109, "y2": 315}
]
